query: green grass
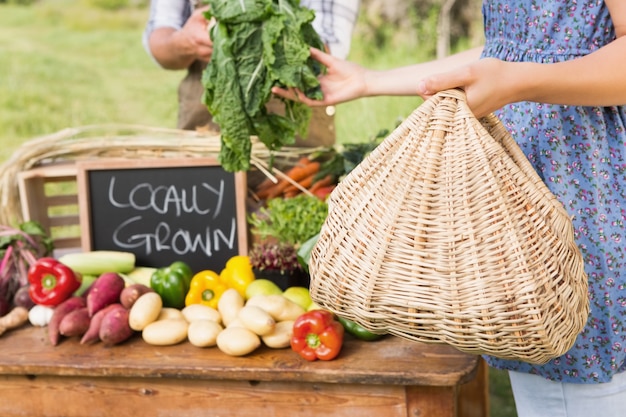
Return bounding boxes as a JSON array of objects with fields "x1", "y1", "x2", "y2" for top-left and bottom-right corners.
[
  {"x1": 0, "y1": 3, "x2": 516, "y2": 416},
  {"x1": 0, "y1": 2, "x2": 181, "y2": 161},
  {"x1": 490, "y1": 368, "x2": 518, "y2": 417}
]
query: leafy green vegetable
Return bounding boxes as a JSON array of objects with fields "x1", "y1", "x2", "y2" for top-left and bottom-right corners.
[
  {"x1": 248, "y1": 194, "x2": 327, "y2": 246},
  {"x1": 1, "y1": 221, "x2": 54, "y2": 312},
  {"x1": 203, "y1": 0, "x2": 325, "y2": 172},
  {"x1": 296, "y1": 232, "x2": 319, "y2": 273},
  {"x1": 313, "y1": 128, "x2": 390, "y2": 182}
]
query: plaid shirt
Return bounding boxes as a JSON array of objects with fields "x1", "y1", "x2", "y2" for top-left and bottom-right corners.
[{"x1": 143, "y1": 0, "x2": 360, "y2": 60}]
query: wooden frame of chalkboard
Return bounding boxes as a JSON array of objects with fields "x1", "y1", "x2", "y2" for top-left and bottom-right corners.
[{"x1": 76, "y1": 158, "x2": 248, "y2": 273}]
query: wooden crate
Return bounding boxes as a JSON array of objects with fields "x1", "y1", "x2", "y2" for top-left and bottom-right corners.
[{"x1": 17, "y1": 163, "x2": 81, "y2": 254}]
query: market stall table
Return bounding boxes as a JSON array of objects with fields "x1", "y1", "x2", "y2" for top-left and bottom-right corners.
[{"x1": 0, "y1": 326, "x2": 487, "y2": 417}]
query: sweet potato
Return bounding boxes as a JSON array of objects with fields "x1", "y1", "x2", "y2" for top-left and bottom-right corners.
[
  {"x1": 120, "y1": 283, "x2": 154, "y2": 309},
  {"x1": 80, "y1": 303, "x2": 118, "y2": 345},
  {"x1": 59, "y1": 307, "x2": 91, "y2": 338},
  {"x1": 87, "y1": 272, "x2": 126, "y2": 317},
  {"x1": 99, "y1": 304, "x2": 134, "y2": 346},
  {"x1": 48, "y1": 296, "x2": 86, "y2": 346}
]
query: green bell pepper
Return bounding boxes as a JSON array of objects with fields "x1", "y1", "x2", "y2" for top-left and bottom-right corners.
[
  {"x1": 337, "y1": 316, "x2": 385, "y2": 341},
  {"x1": 150, "y1": 261, "x2": 193, "y2": 309}
]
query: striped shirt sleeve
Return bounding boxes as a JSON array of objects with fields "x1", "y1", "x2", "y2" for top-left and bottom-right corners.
[{"x1": 304, "y1": 0, "x2": 361, "y2": 59}]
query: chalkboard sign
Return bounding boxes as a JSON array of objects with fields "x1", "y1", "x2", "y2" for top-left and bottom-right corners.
[{"x1": 76, "y1": 158, "x2": 248, "y2": 273}]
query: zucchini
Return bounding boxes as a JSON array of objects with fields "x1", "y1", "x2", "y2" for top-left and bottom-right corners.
[{"x1": 59, "y1": 250, "x2": 136, "y2": 276}]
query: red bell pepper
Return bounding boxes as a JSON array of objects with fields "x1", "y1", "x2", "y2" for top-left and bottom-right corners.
[
  {"x1": 28, "y1": 257, "x2": 81, "y2": 306},
  {"x1": 291, "y1": 309, "x2": 344, "y2": 361}
]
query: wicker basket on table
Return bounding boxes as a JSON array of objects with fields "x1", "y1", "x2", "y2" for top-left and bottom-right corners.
[{"x1": 309, "y1": 89, "x2": 589, "y2": 365}]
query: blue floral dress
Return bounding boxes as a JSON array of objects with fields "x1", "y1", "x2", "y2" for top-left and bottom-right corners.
[{"x1": 481, "y1": 0, "x2": 626, "y2": 383}]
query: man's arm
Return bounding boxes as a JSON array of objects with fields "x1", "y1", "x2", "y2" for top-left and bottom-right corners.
[{"x1": 143, "y1": 1, "x2": 213, "y2": 70}]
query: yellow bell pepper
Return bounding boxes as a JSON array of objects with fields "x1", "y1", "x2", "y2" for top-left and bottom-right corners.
[
  {"x1": 185, "y1": 270, "x2": 228, "y2": 309},
  {"x1": 220, "y1": 255, "x2": 255, "y2": 298}
]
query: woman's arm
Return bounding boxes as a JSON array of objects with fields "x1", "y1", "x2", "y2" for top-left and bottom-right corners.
[
  {"x1": 272, "y1": 46, "x2": 483, "y2": 106},
  {"x1": 417, "y1": 0, "x2": 626, "y2": 117}
]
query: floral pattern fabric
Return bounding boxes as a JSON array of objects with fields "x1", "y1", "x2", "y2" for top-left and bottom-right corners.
[{"x1": 481, "y1": 0, "x2": 626, "y2": 383}]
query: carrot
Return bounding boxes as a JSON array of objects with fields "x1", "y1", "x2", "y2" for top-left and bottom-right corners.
[
  {"x1": 259, "y1": 158, "x2": 321, "y2": 200},
  {"x1": 308, "y1": 174, "x2": 334, "y2": 194},
  {"x1": 283, "y1": 172, "x2": 317, "y2": 195},
  {"x1": 255, "y1": 156, "x2": 310, "y2": 193}
]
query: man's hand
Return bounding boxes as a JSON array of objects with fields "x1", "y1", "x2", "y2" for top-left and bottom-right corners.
[
  {"x1": 179, "y1": 6, "x2": 214, "y2": 63},
  {"x1": 148, "y1": 6, "x2": 215, "y2": 70}
]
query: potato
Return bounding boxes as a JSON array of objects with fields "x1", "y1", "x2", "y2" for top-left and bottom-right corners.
[
  {"x1": 216, "y1": 327, "x2": 261, "y2": 356},
  {"x1": 217, "y1": 288, "x2": 244, "y2": 327},
  {"x1": 238, "y1": 305, "x2": 276, "y2": 336},
  {"x1": 120, "y1": 284, "x2": 154, "y2": 309},
  {"x1": 157, "y1": 307, "x2": 185, "y2": 321},
  {"x1": 99, "y1": 304, "x2": 134, "y2": 346},
  {"x1": 182, "y1": 304, "x2": 221, "y2": 323},
  {"x1": 226, "y1": 317, "x2": 246, "y2": 329},
  {"x1": 251, "y1": 294, "x2": 306, "y2": 322},
  {"x1": 187, "y1": 319, "x2": 223, "y2": 347},
  {"x1": 261, "y1": 320, "x2": 294, "y2": 349},
  {"x1": 142, "y1": 319, "x2": 189, "y2": 346},
  {"x1": 87, "y1": 272, "x2": 126, "y2": 317},
  {"x1": 59, "y1": 307, "x2": 91, "y2": 337},
  {"x1": 129, "y1": 292, "x2": 163, "y2": 331}
]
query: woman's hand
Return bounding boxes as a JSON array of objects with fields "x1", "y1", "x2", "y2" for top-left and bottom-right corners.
[
  {"x1": 271, "y1": 47, "x2": 369, "y2": 106},
  {"x1": 417, "y1": 58, "x2": 519, "y2": 118}
]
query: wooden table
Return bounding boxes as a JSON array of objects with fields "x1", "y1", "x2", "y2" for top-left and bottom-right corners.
[{"x1": 0, "y1": 326, "x2": 488, "y2": 417}]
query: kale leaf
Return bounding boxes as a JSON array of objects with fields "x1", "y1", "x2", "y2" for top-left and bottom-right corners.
[{"x1": 202, "y1": 0, "x2": 325, "y2": 172}]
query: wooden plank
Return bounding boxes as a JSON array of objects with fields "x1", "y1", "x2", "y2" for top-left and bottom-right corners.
[
  {"x1": 0, "y1": 375, "x2": 412, "y2": 417},
  {"x1": 0, "y1": 327, "x2": 478, "y2": 388},
  {"x1": 17, "y1": 163, "x2": 77, "y2": 180},
  {"x1": 18, "y1": 174, "x2": 50, "y2": 229},
  {"x1": 48, "y1": 214, "x2": 80, "y2": 227},
  {"x1": 50, "y1": 236, "x2": 82, "y2": 250},
  {"x1": 406, "y1": 385, "x2": 458, "y2": 417},
  {"x1": 458, "y1": 357, "x2": 490, "y2": 417},
  {"x1": 45, "y1": 194, "x2": 79, "y2": 207}
]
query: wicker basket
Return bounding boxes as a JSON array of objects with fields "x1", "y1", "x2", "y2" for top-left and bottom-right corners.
[{"x1": 310, "y1": 89, "x2": 589, "y2": 364}]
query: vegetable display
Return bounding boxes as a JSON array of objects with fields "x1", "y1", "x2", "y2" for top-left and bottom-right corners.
[
  {"x1": 1, "y1": 247, "x2": 361, "y2": 363},
  {"x1": 202, "y1": 0, "x2": 326, "y2": 172},
  {"x1": 290, "y1": 309, "x2": 344, "y2": 361},
  {"x1": 27, "y1": 258, "x2": 81, "y2": 307}
]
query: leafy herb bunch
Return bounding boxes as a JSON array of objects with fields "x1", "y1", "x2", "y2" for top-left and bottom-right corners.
[
  {"x1": 0, "y1": 221, "x2": 54, "y2": 315},
  {"x1": 248, "y1": 194, "x2": 328, "y2": 246},
  {"x1": 248, "y1": 194, "x2": 327, "y2": 275},
  {"x1": 202, "y1": 0, "x2": 326, "y2": 172}
]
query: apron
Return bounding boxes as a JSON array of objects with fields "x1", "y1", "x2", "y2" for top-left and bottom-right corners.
[{"x1": 178, "y1": 60, "x2": 336, "y2": 148}]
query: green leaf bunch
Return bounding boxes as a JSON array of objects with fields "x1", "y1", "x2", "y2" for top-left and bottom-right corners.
[
  {"x1": 248, "y1": 194, "x2": 328, "y2": 246},
  {"x1": 202, "y1": 0, "x2": 325, "y2": 172}
]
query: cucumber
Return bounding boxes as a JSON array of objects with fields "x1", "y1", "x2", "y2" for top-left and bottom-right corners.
[
  {"x1": 59, "y1": 251, "x2": 136, "y2": 276},
  {"x1": 123, "y1": 267, "x2": 157, "y2": 287}
]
